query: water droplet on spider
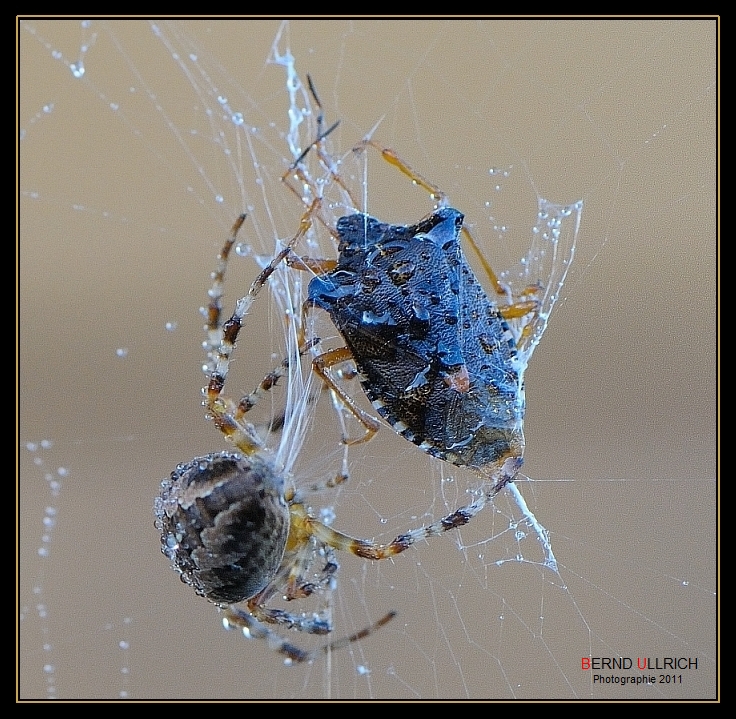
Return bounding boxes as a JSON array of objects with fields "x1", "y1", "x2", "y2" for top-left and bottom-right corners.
[
  {"x1": 231, "y1": 112, "x2": 244, "y2": 126},
  {"x1": 116, "y1": 347, "x2": 129, "y2": 358},
  {"x1": 217, "y1": 95, "x2": 227, "y2": 105},
  {"x1": 70, "y1": 62, "x2": 85, "y2": 78},
  {"x1": 320, "y1": 507, "x2": 336, "y2": 525},
  {"x1": 164, "y1": 321, "x2": 177, "y2": 331},
  {"x1": 215, "y1": 195, "x2": 224, "y2": 204}
]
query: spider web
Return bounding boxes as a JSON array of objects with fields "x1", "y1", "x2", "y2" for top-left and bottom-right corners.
[{"x1": 19, "y1": 18, "x2": 718, "y2": 700}]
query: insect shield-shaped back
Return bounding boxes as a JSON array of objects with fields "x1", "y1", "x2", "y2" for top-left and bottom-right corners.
[
  {"x1": 307, "y1": 207, "x2": 526, "y2": 482},
  {"x1": 154, "y1": 451, "x2": 289, "y2": 604}
]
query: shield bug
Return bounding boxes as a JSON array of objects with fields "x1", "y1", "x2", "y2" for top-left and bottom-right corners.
[
  {"x1": 283, "y1": 123, "x2": 579, "y2": 498},
  {"x1": 301, "y1": 204, "x2": 529, "y2": 495}
]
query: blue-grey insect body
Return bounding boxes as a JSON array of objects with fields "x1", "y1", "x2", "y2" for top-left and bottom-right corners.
[{"x1": 307, "y1": 207, "x2": 526, "y2": 491}]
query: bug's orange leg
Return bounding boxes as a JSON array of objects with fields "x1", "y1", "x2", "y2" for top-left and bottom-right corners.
[{"x1": 312, "y1": 347, "x2": 382, "y2": 445}]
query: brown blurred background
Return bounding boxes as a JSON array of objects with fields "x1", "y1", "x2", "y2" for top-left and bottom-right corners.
[{"x1": 19, "y1": 19, "x2": 717, "y2": 700}]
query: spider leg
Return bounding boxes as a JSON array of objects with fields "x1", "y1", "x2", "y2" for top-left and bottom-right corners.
[
  {"x1": 203, "y1": 213, "x2": 246, "y2": 366},
  {"x1": 205, "y1": 202, "x2": 319, "y2": 454},
  {"x1": 222, "y1": 607, "x2": 321, "y2": 662},
  {"x1": 222, "y1": 605, "x2": 396, "y2": 665},
  {"x1": 235, "y1": 568, "x2": 335, "y2": 636},
  {"x1": 206, "y1": 238, "x2": 326, "y2": 437},
  {"x1": 229, "y1": 245, "x2": 380, "y2": 448},
  {"x1": 304, "y1": 440, "x2": 351, "y2": 493},
  {"x1": 244, "y1": 601, "x2": 332, "y2": 635},
  {"x1": 264, "y1": 516, "x2": 342, "y2": 604},
  {"x1": 232, "y1": 337, "x2": 319, "y2": 422},
  {"x1": 282, "y1": 545, "x2": 339, "y2": 601},
  {"x1": 207, "y1": 203, "x2": 317, "y2": 405},
  {"x1": 300, "y1": 450, "x2": 522, "y2": 561},
  {"x1": 228, "y1": 343, "x2": 355, "y2": 488},
  {"x1": 285, "y1": 252, "x2": 337, "y2": 274}
]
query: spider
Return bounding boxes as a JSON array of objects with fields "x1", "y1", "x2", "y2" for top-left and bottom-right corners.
[
  {"x1": 155, "y1": 207, "x2": 392, "y2": 664},
  {"x1": 155, "y1": 207, "x2": 510, "y2": 664},
  {"x1": 155, "y1": 76, "x2": 578, "y2": 664}
]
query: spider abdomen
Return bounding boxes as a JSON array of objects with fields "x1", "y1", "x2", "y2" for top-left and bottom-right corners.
[{"x1": 154, "y1": 451, "x2": 289, "y2": 604}]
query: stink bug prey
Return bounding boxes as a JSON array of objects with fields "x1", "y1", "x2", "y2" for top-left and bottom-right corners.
[
  {"x1": 283, "y1": 132, "x2": 580, "y2": 501},
  {"x1": 305, "y1": 205, "x2": 526, "y2": 494}
]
